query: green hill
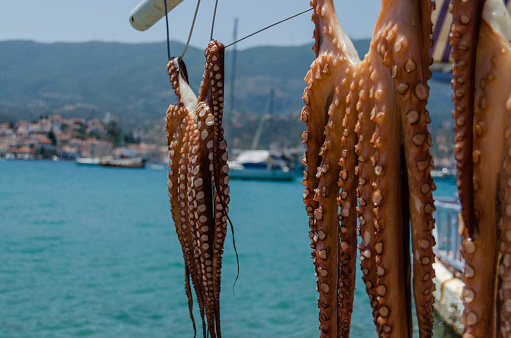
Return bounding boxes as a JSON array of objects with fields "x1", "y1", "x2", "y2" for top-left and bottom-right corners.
[
  {"x1": 0, "y1": 39, "x2": 452, "y2": 128},
  {"x1": 0, "y1": 40, "x2": 374, "y2": 122}
]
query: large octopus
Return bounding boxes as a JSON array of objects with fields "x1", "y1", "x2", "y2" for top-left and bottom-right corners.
[
  {"x1": 165, "y1": 40, "x2": 230, "y2": 338},
  {"x1": 302, "y1": 0, "x2": 436, "y2": 336},
  {"x1": 449, "y1": 0, "x2": 511, "y2": 336}
]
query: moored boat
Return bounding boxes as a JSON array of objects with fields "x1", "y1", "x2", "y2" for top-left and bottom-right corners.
[
  {"x1": 76, "y1": 157, "x2": 101, "y2": 166},
  {"x1": 149, "y1": 163, "x2": 166, "y2": 171},
  {"x1": 99, "y1": 156, "x2": 145, "y2": 169},
  {"x1": 228, "y1": 150, "x2": 295, "y2": 181}
]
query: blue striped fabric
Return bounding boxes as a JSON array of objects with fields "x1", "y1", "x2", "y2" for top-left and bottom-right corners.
[
  {"x1": 431, "y1": 0, "x2": 511, "y2": 63},
  {"x1": 431, "y1": 0, "x2": 450, "y2": 50}
]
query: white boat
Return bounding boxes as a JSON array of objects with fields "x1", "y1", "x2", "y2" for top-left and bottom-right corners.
[
  {"x1": 99, "y1": 156, "x2": 145, "y2": 169},
  {"x1": 227, "y1": 150, "x2": 295, "y2": 181},
  {"x1": 150, "y1": 163, "x2": 166, "y2": 171},
  {"x1": 430, "y1": 167, "x2": 457, "y2": 178},
  {"x1": 76, "y1": 157, "x2": 101, "y2": 166}
]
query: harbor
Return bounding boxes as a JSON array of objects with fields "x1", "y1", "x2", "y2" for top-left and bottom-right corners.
[
  {"x1": 0, "y1": 160, "x2": 459, "y2": 337},
  {"x1": 4, "y1": 0, "x2": 511, "y2": 335}
]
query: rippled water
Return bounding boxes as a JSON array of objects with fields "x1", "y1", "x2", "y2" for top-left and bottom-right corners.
[{"x1": 0, "y1": 160, "x2": 457, "y2": 337}]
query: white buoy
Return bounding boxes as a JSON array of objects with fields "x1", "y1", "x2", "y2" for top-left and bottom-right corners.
[{"x1": 129, "y1": 0, "x2": 185, "y2": 31}]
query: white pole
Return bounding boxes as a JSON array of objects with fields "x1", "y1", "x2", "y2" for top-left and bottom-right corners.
[{"x1": 129, "y1": 0, "x2": 185, "y2": 31}]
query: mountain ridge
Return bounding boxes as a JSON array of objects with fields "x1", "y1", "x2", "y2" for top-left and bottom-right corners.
[
  {"x1": 0, "y1": 39, "x2": 373, "y2": 122},
  {"x1": 0, "y1": 39, "x2": 451, "y2": 128}
]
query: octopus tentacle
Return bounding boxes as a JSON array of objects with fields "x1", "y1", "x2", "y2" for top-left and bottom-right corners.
[
  {"x1": 190, "y1": 42, "x2": 229, "y2": 338},
  {"x1": 303, "y1": 0, "x2": 355, "y2": 252},
  {"x1": 313, "y1": 67, "x2": 358, "y2": 336},
  {"x1": 453, "y1": 2, "x2": 511, "y2": 334},
  {"x1": 186, "y1": 119, "x2": 218, "y2": 338},
  {"x1": 183, "y1": 117, "x2": 210, "y2": 332},
  {"x1": 381, "y1": 1, "x2": 437, "y2": 334},
  {"x1": 363, "y1": 1, "x2": 436, "y2": 335},
  {"x1": 302, "y1": 61, "x2": 329, "y2": 243},
  {"x1": 201, "y1": 41, "x2": 229, "y2": 337},
  {"x1": 193, "y1": 102, "x2": 219, "y2": 337},
  {"x1": 184, "y1": 265, "x2": 197, "y2": 337},
  {"x1": 368, "y1": 58, "x2": 410, "y2": 337},
  {"x1": 354, "y1": 65, "x2": 379, "y2": 324},
  {"x1": 307, "y1": 62, "x2": 352, "y2": 337},
  {"x1": 419, "y1": 0, "x2": 435, "y2": 81},
  {"x1": 336, "y1": 72, "x2": 359, "y2": 335},
  {"x1": 168, "y1": 119, "x2": 203, "y2": 332},
  {"x1": 499, "y1": 114, "x2": 511, "y2": 337},
  {"x1": 166, "y1": 63, "x2": 207, "y2": 333},
  {"x1": 450, "y1": 0, "x2": 486, "y2": 239},
  {"x1": 497, "y1": 59, "x2": 511, "y2": 333},
  {"x1": 303, "y1": 2, "x2": 363, "y2": 336}
]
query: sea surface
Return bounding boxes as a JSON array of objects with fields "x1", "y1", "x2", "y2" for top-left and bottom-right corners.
[{"x1": 0, "y1": 160, "x2": 457, "y2": 337}]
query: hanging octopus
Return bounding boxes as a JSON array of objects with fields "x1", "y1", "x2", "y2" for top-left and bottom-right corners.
[
  {"x1": 166, "y1": 40, "x2": 230, "y2": 338},
  {"x1": 449, "y1": 0, "x2": 511, "y2": 336},
  {"x1": 302, "y1": 0, "x2": 436, "y2": 336}
]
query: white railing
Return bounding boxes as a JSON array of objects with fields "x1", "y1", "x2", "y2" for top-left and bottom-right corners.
[{"x1": 433, "y1": 197, "x2": 464, "y2": 272}]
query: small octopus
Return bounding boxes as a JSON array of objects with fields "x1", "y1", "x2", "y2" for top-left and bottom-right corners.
[{"x1": 166, "y1": 40, "x2": 230, "y2": 338}]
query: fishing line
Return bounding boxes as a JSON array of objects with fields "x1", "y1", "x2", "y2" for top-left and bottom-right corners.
[
  {"x1": 225, "y1": 8, "x2": 313, "y2": 48},
  {"x1": 166, "y1": 1, "x2": 309, "y2": 298},
  {"x1": 163, "y1": 0, "x2": 202, "y2": 60},
  {"x1": 210, "y1": 6, "x2": 314, "y2": 296},
  {"x1": 181, "y1": 0, "x2": 202, "y2": 58},
  {"x1": 210, "y1": 0, "x2": 219, "y2": 41}
]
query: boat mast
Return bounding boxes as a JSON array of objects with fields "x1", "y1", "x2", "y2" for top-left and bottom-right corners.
[
  {"x1": 119, "y1": 112, "x2": 125, "y2": 149},
  {"x1": 250, "y1": 88, "x2": 274, "y2": 150},
  {"x1": 267, "y1": 88, "x2": 276, "y2": 150},
  {"x1": 226, "y1": 18, "x2": 238, "y2": 150}
]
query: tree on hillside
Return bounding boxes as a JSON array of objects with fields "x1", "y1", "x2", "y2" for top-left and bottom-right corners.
[{"x1": 47, "y1": 131, "x2": 57, "y2": 145}]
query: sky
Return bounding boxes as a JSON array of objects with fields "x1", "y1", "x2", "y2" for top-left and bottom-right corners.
[{"x1": 0, "y1": 1, "x2": 381, "y2": 49}]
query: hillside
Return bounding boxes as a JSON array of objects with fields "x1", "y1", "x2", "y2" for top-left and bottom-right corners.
[
  {"x1": 0, "y1": 39, "x2": 375, "y2": 122},
  {"x1": 0, "y1": 40, "x2": 206, "y2": 123},
  {"x1": 0, "y1": 39, "x2": 454, "y2": 156}
]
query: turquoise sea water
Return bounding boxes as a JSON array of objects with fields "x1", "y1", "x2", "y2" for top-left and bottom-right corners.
[{"x1": 0, "y1": 160, "x2": 457, "y2": 337}]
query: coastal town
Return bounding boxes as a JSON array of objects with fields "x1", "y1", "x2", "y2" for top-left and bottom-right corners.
[
  {"x1": 0, "y1": 111, "x2": 458, "y2": 176},
  {"x1": 0, "y1": 114, "x2": 167, "y2": 163}
]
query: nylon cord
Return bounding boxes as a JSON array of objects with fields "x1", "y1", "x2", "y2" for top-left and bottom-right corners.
[
  {"x1": 181, "y1": 0, "x2": 201, "y2": 58},
  {"x1": 210, "y1": 0, "x2": 219, "y2": 41},
  {"x1": 225, "y1": 8, "x2": 313, "y2": 48},
  {"x1": 163, "y1": 1, "x2": 309, "y2": 297}
]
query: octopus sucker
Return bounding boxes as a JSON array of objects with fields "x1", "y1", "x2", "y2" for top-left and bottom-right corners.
[
  {"x1": 166, "y1": 40, "x2": 230, "y2": 338},
  {"x1": 303, "y1": 0, "x2": 435, "y2": 336},
  {"x1": 450, "y1": 0, "x2": 511, "y2": 336}
]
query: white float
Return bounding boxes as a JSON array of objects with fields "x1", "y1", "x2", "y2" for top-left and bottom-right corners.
[{"x1": 129, "y1": 0, "x2": 185, "y2": 31}]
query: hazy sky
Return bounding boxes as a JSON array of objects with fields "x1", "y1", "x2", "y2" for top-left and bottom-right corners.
[{"x1": 1, "y1": 1, "x2": 381, "y2": 49}]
